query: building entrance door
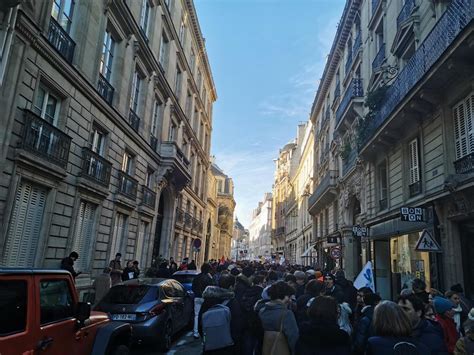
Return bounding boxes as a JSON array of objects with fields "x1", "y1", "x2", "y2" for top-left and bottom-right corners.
[{"x1": 460, "y1": 222, "x2": 474, "y2": 299}]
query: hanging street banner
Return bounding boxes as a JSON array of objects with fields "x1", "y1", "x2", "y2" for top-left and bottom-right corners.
[
  {"x1": 415, "y1": 230, "x2": 442, "y2": 252},
  {"x1": 352, "y1": 225, "x2": 368, "y2": 238},
  {"x1": 400, "y1": 207, "x2": 425, "y2": 222},
  {"x1": 354, "y1": 261, "x2": 375, "y2": 292}
]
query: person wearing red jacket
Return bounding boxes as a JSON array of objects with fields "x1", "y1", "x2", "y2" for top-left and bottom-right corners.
[{"x1": 433, "y1": 296, "x2": 459, "y2": 354}]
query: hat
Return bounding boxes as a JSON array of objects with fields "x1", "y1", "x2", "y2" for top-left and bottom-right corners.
[
  {"x1": 433, "y1": 296, "x2": 455, "y2": 314},
  {"x1": 306, "y1": 269, "x2": 316, "y2": 276},
  {"x1": 335, "y1": 270, "x2": 345, "y2": 280},
  {"x1": 294, "y1": 270, "x2": 306, "y2": 281},
  {"x1": 230, "y1": 268, "x2": 240, "y2": 276},
  {"x1": 228, "y1": 264, "x2": 237, "y2": 271}
]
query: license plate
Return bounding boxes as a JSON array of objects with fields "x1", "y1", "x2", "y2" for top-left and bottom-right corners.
[{"x1": 111, "y1": 313, "x2": 136, "y2": 321}]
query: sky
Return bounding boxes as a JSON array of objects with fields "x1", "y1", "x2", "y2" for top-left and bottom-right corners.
[{"x1": 194, "y1": 0, "x2": 346, "y2": 227}]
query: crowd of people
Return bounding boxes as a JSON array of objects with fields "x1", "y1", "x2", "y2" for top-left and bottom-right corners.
[{"x1": 188, "y1": 260, "x2": 474, "y2": 355}]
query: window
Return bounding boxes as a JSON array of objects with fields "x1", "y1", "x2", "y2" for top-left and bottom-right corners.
[
  {"x1": 409, "y1": 138, "x2": 420, "y2": 184},
  {"x1": 139, "y1": 0, "x2": 150, "y2": 37},
  {"x1": 378, "y1": 161, "x2": 388, "y2": 209},
  {"x1": 122, "y1": 151, "x2": 133, "y2": 174},
  {"x1": 179, "y1": 18, "x2": 185, "y2": 44},
  {"x1": 453, "y1": 93, "x2": 474, "y2": 160},
  {"x1": 217, "y1": 179, "x2": 223, "y2": 193},
  {"x1": 110, "y1": 213, "x2": 128, "y2": 257},
  {"x1": 33, "y1": 85, "x2": 60, "y2": 125},
  {"x1": 0, "y1": 7, "x2": 17, "y2": 85},
  {"x1": 197, "y1": 69, "x2": 202, "y2": 91},
  {"x1": 169, "y1": 120, "x2": 177, "y2": 141},
  {"x1": 146, "y1": 169, "x2": 154, "y2": 188},
  {"x1": 39, "y1": 279, "x2": 74, "y2": 324},
  {"x1": 158, "y1": 31, "x2": 169, "y2": 68},
  {"x1": 100, "y1": 29, "x2": 115, "y2": 81},
  {"x1": 2, "y1": 181, "x2": 47, "y2": 267},
  {"x1": 51, "y1": 0, "x2": 75, "y2": 32},
  {"x1": 90, "y1": 127, "x2": 106, "y2": 156},
  {"x1": 136, "y1": 220, "x2": 150, "y2": 267},
  {"x1": 151, "y1": 99, "x2": 163, "y2": 137},
  {"x1": 130, "y1": 71, "x2": 142, "y2": 113},
  {"x1": 175, "y1": 65, "x2": 182, "y2": 97},
  {"x1": 185, "y1": 91, "x2": 193, "y2": 117},
  {"x1": 72, "y1": 201, "x2": 96, "y2": 272},
  {"x1": 190, "y1": 49, "x2": 195, "y2": 72},
  {"x1": 0, "y1": 280, "x2": 27, "y2": 336}
]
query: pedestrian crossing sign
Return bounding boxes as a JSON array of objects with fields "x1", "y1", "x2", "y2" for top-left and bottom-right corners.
[{"x1": 415, "y1": 230, "x2": 442, "y2": 252}]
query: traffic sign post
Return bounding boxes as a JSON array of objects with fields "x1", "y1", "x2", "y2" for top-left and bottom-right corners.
[
  {"x1": 415, "y1": 230, "x2": 442, "y2": 252},
  {"x1": 330, "y1": 246, "x2": 341, "y2": 260}
]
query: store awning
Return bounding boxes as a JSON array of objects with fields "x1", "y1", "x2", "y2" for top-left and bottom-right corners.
[{"x1": 301, "y1": 244, "x2": 316, "y2": 258}]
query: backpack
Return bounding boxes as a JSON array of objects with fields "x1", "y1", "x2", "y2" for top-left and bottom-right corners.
[
  {"x1": 393, "y1": 341, "x2": 419, "y2": 355},
  {"x1": 202, "y1": 300, "x2": 234, "y2": 351}
]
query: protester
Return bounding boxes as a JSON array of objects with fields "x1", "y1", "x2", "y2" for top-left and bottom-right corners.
[
  {"x1": 398, "y1": 293, "x2": 448, "y2": 354},
  {"x1": 338, "y1": 302, "x2": 353, "y2": 335},
  {"x1": 199, "y1": 274, "x2": 244, "y2": 354},
  {"x1": 366, "y1": 300, "x2": 430, "y2": 354},
  {"x1": 92, "y1": 267, "x2": 111, "y2": 305},
  {"x1": 295, "y1": 279, "x2": 324, "y2": 323},
  {"x1": 293, "y1": 271, "x2": 307, "y2": 299},
  {"x1": 192, "y1": 263, "x2": 215, "y2": 339},
  {"x1": 434, "y1": 296, "x2": 460, "y2": 353},
  {"x1": 454, "y1": 308, "x2": 474, "y2": 355},
  {"x1": 241, "y1": 274, "x2": 265, "y2": 355},
  {"x1": 122, "y1": 260, "x2": 136, "y2": 281},
  {"x1": 412, "y1": 278, "x2": 430, "y2": 305},
  {"x1": 60, "y1": 251, "x2": 81, "y2": 279},
  {"x1": 295, "y1": 295, "x2": 351, "y2": 355},
  {"x1": 179, "y1": 257, "x2": 189, "y2": 271},
  {"x1": 156, "y1": 261, "x2": 170, "y2": 278},
  {"x1": 109, "y1": 253, "x2": 122, "y2": 286},
  {"x1": 450, "y1": 284, "x2": 472, "y2": 322},
  {"x1": 234, "y1": 266, "x2": 253, "y2": 302},
  {"x1": 323, "y1": 273, "x2": 344, "y2": 303},
  {"x1": 353, "y1": 292, "x2": 381, "y2": 354},
  {"x1": 169, "y1": 257, "x2": 178, "y2": 273},
  {"x1": 335, "y1": 270, "x2": 357, "y2": 310},
  {"x1": 446, "y1": 290, "x2": 465, "y2": 334},
  {"x1": 188, "y1": 260, "x2": 197, "y2": 270},
  {"x1": 258, "y1": 281, "x2": 299, "y2": 354},
  {"x1": 354, "y1": 287, "x2": 373, "y2": 323}
]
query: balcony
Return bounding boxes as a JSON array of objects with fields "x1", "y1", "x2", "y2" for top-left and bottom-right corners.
[
  {"x1": 308, "y1": 170, "x2": 338, "y2": 215},
  {"x1": 47, "y1": 17, "x2": 75, "y2": 63},
  {"x1": 342, "y1": 147, "x2": 358, "y2": 177},
  {"x1": 275, "y1": 226, "x2": 285, "y2": 236},
  {"x1": 176, "y1": 208, "x2": 185, "y2": 225},
  {"x1": 129, "y1": 110, "x2": 140, "y2": 132},
  {"x1": 409, "y1": 180, "x2": 422, "y2": 197},
  {"x1": 335, "y1": 78, "x2": 364, "y2": 129},
  {"x1": 141, "y1": 185, "x2": 156, "y2": 209},
  {"x1": 334, "y1": 82, "x2": 341, "y2": 101},
  {"x1": 80, "y1": 148, "x2": 112, "y2": 187},
  {"x1": 397, "y1": 0, "x2": 416, "y2": 28},
  {"x1": 319, "y1": 146, "x2": 330, "y2": 165},
  {"x1": 360, "y1": 0, "x2": 474, "y2": 151},
  {"x1": 184, "y1": 212, "x2": 192, "y2": 229},
  {"x1": 159, "y1": 142, "x2": 192, "y2": 191},
  {"x1": 21, "y1": 110, "x2": 71, "y2": 169},
  {"x1": 454, "y1": 153, "x2": 474, "y2": 174},
  {"x1": 372, "y1": 43, "x2": 386, "y2": 72},
  {"x1": 118, "y1": 171, "x2": 138, "y2": 199},
  {"x1": 345, "y1": 52, "x2": 353, "y2": 75},
  {"x1": 97, "y1": 74, "x2": 114, "y2": 105}
]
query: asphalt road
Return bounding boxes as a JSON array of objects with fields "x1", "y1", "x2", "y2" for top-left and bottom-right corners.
[{"x1": 132, "y1": 330, "x2": 203, "y2": 355}]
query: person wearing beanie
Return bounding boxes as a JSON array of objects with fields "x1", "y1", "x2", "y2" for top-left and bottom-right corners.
[
  {"x1": 294, "y1": 270, "x2": 307, "y2": 299},
  {"x1": 323, "y1": 272, "x2": 344, "y2": 304},
  {"x1": 454, "y1": 308, "x2": 474, "y2": 355},
  {"x1": 335, "y1": 269, "x2": 358, "y2": 310},
  {"x1": 434, "y1": 296, "x2": 459, "y2": 353}
]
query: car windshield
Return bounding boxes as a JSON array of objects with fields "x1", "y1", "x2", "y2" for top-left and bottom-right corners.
[
  {"x1": 172, "y1": 274, "x2": 195, "y2": 284},
  {"x1": 102, "y1": 285, "x2": 151, "y2": 304}
]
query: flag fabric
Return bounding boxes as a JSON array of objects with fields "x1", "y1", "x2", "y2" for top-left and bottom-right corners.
[{"x1": 354, "y1": 261, "x2": 375, "y2": 292}]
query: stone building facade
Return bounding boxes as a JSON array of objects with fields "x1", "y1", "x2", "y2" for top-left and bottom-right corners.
[
  {"x1": 0, "y1": 0, "x2": 216, "y2": 291},
  {"x1": 249, "y1": 193, "x2": 273, "y2": 260},
  {"x1": 308, "y1": 0, "x2": 474, "y2": 299},
  {"x1": 231, "y1": 218, "x2": 249, "y2": 261}
]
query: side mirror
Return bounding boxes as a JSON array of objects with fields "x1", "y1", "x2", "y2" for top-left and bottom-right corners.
[{"x1": 76, "y1": 302, "x2": 91, "y2": 326}]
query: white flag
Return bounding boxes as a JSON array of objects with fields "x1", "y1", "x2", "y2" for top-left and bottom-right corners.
[{"x1": 354, "y1": 261, "x2": 375, "y2": 292}]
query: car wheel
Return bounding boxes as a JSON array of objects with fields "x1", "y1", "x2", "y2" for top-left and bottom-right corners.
[
  {"x1": 111, "y1": 344, "x2": 129, "y2": 355},
  {"x1": 160, "y1": 320, "x2": 173, "y2": 352}
]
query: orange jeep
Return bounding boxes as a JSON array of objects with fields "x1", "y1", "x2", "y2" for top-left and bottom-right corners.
[{"x1": 0, "y1": 269, "x2": 131, "y2": 355}]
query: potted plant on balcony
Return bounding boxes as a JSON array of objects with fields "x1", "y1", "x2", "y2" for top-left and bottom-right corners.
[
  {"x1": 356, "y1": 85, "x2": 388, "y2": 149},
  {"x1": 340, "y1": 137, "x2": 352, "y2": 161}
]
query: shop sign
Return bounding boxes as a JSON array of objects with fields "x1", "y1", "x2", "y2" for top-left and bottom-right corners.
[
  {"x1": 352, "y1": 225, "x2": 368, "y2": 237},
  {"x1": 400, "y1": 207, "x2": 425, "y2": 222},
  {"x1": 330, "y1": 246, "x2": 341, "y2": 260},
  {"x1": 415, "y1": 230, "x2": 442, "y2": 252},
  {"x1": 327, "y1": 236, "x2": 338, "y2": 244}
]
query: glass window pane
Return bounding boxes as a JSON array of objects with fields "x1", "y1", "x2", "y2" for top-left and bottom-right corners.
[
  {"x1": 44, "y1": 94, "x2": 58, "y2": 124},
  {"x1": 39, "y1": 279, "x2": 74, "y2": 324},
  {"x1": 0, "y1": 280, "x2": 27, "y2": 336},
  {"x1": 34, "y1": 86, "x2": 46, "y2": 116}
]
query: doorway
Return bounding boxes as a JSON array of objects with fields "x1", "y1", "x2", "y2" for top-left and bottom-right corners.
[{"x1": 460, "y1": 222, "x2": 474, "y2": 299}]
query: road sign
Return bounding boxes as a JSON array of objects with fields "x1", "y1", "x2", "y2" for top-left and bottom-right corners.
[
  {"x1": 330, "y1": 246, "x2": 341, "y2": 260},
  {"x1": 352, "y1": 225, "x2": 368, "y2": 237},
  {"x1": 415, "y1": 230, "x2": 442, "y2": 252},
  {"x1": 400, "y1": 207, "x2": 425, "y2": 222},
  {"x1": 193, "y1": 239, "x2": 202, "y2": 249}
]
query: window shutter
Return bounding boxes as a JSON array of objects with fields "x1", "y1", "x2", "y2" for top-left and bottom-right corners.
[
  {"x1": 72, "y1": 201, "x2": 96, "y2": 272},
  {"x1": 454, "y1": 101, "x2": 468, "y2": 159},
  {"x1": 409, "y1": 138, "x2": 420, "y2": 184},
  {"x1": 3, "y1": 182, "x2": 46, "y2": 267},
  {"x1": 467, "y1": 93, "x2": 474, "y2": 154}
]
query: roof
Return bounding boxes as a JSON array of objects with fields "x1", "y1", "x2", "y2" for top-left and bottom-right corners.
[
  {"x1": 211, "y1": 163, "x2": 227, "y2": 177},
  {"x1": 0, "y1": 268, "x2": 71, "y2": 276}
]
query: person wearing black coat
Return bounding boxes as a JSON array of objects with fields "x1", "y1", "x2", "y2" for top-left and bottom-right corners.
[
  {"x1": 323, "y1": 273, "x2": 345, "y2": 304},
  {"x1": 60, "y1": 251, "x2": 81, "y2": 279},
  {"x1": 295, "y1": 295, "x2": 351, "y2": 355},
  {"x1": 156, "y1": 262, "x2": 171, "y2": 278},
  {"x1": 192, "y1": 263, "x2": 216, "y2": 338},
  {"x1": 295, "y1": 280, "x2": 324, "y2": 324},
  {"x1": 353, "y1": 292, "x2": 381, "y2": 354},
  {"x1": 335, "y1": 270, "x2": 358, "y2": 310}
]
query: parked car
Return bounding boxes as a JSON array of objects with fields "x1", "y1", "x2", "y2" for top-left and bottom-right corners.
[
  {"x1": 171, "y1": 269, "x2": 200, "y2": 292},
  {"x1": 0, "y1": 268, "x2": 131, "y2": 355},
  {"x1": 95, "y1": 278, "x2": 194, "y2": 351}
]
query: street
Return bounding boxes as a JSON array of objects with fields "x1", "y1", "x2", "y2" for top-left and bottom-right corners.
[{"x1": 132, "y1": 330, "x2": 203, "y2": 355}]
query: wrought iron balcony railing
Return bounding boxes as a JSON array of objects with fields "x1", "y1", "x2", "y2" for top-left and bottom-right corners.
[
  {"x1": 336, "y1": 78, "x2": 364, "y2": 125},
  {"x1": 118, "y1": 171, "x2": 138, "y2": 199},
  {"x1": 353, "y1": 31, "x2": 362, "y2": 56},
  {"x1": 334, "y1": 82, "x2": 341, "y2": 100},
  {"x1": 97, "y1": 74, "x2": 114, "y2": 105},
  {"x1": 361, "y1": 0, "x2": 474, "y2": 150},
  {"x1": 81, "y1": 147, "x2": 112, "y2": 187},
  {"x1": 397, "y1": 0, "x2": 416, "y2": 27},
  {"x1": 141, "y1": 185, "x2": 156, "y2": 209},
  {"x1": 184, "y1": 212, "x2": 192, "y2": 228},
  {"x1": 409, "y1": 180, "x2": 422, "y2": 197},
  {"x1": 342, "y1": 147, "x2": 358, "y2": 177},
  {"x1": 345, "y1": 51, "x2": 353, "y2": 74},
  {"x1": 176, "y1": 208, "x2": 184, "y2": 224},
  {"x1": 454, "y1": 153, "x2": 474, "y2": 174},
  {"x1": 372, "y1": 43, "x2": 386, "y2": 72},
  {"x1": 129, "y1": 109, "x2": 140, "y2": 132},
  {"x1": 308, "y1": 170, "x2": 338, "y2": 208},
  {"x1": 47, "y1": 17, "x2": 75, "y2": 63},
  {"x1": 21, "y1": 110, "x2": 71, "y2": 169}
]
